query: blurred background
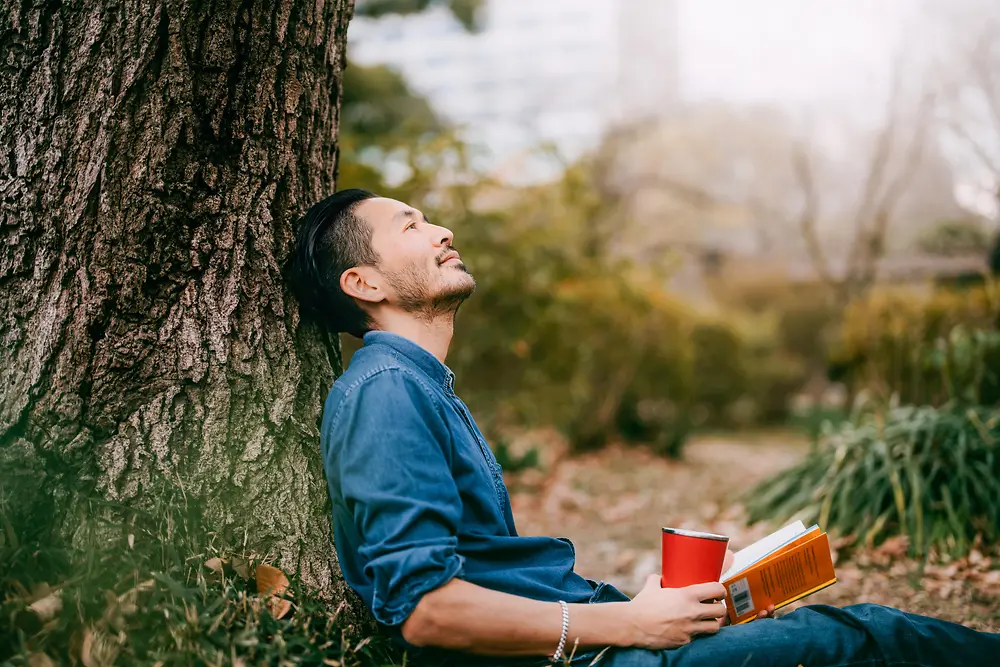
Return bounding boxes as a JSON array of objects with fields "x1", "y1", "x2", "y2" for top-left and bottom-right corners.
[
  {"x1": 339, "y1": 0, "x2": 997, "y2": 446},
  {"x1": 337, "y1": 0, "x2": 1000, "y2": 622}
]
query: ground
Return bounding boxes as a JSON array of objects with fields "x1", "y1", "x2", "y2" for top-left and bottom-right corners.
[{"x1": 505, "y1": 431, "x2": 1000, "y2": 632}]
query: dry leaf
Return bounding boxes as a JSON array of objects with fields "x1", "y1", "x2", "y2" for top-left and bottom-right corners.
[
  {"x1": 871, "y1": 535, "x2": 909, "y2": 565},
  {"x1": 205, "y1": 557, "x2": 224, "y2": 573},
  {"x1": 28, "y1": 654, "x2": 55, "y2": 667},
  {"x1": 81, "y1": 627, "x2": 119, "y2": 667},
  {"x1": 231, "y1": 556, "x2": 251, "y2": 579},
  {"x1": 28, "y1": 592, "x2": 62, "y2": 621},
  {"x1": 256, "y1": 564, "x2": 292, "y2": 619}
]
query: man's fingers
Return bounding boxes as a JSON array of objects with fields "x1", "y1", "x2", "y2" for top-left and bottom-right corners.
[
  {"x1": 693, "y1": 620, "x2": 721, "y2": 636},
  {"x1": 697, "y1": 601, "x2": 727, "y2": 620},
  {"x1": 686, "y1": 582, "x2": 726, "y2": 601}
]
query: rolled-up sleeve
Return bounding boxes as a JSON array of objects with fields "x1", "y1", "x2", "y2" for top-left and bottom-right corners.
[{"x1": 327, "y1": 369, "x2": 464, "y2": 627}]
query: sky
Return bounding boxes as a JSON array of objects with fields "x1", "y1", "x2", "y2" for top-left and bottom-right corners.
[{"x1": 678, "y1": 0, "x2": 913, "y2": 114}]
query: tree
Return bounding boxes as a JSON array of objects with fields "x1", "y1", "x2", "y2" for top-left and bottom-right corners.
[
  {"x1": 0, "y1": 0, "x2": 362, "y2": 616},
  {"x1": 793, "y1": 76, "x2": 937, "y2": 306}
]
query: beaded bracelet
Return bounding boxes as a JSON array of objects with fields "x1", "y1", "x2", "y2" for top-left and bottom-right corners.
[{"x1": 550, "y1": 600, "x2": 570, "y2": 663}]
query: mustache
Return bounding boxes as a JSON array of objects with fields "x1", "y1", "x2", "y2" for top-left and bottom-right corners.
[{"x1": 436, "y1": 248, "x2": 462, "y2": 264}]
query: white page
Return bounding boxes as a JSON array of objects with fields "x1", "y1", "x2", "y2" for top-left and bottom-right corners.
[{"x1": 720, "y1": 520, "x2": 807, "y2": 581}]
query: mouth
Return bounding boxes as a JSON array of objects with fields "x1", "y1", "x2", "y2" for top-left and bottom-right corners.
[{"x1": 439, "y1": 252, "x2": 461, "y2": 265}]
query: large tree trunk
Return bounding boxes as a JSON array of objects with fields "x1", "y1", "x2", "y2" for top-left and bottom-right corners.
[{"x1": 0, "y1": 0, "x2": 359, "y2": 617}]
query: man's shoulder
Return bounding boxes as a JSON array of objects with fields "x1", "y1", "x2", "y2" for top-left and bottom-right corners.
[{"x1": 323, "y1": 347, "x2": 439, "y2": 421}]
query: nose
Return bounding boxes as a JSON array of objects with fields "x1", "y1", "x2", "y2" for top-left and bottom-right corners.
[{"x1": 433, "y1": 224, "x2": 454, "y2": 247}]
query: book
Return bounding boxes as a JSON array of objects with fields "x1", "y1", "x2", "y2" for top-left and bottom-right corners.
[{"x1": 719, "y1": 521, "x2": 837, "y2": 625}]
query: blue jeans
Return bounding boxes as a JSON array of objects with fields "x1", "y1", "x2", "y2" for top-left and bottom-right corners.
[{"x1": 583, "y1": 583, "x2": 1000, "y2": 667}]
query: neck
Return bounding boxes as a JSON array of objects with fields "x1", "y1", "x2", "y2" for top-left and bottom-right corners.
[{"x1": 374, "y1": 311, "x2": 455, "y2": 363}]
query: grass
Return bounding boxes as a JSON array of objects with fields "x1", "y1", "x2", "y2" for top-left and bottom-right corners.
[
  {"x1": 0, "y1": 481, "x2": 402, "y2": 666},
  {"x1": 745, "y1": 402, "x2": 1000, "y2": 559}
]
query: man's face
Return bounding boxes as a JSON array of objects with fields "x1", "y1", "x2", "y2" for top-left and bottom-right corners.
[{"x1": 353, "y1": 197, "x2": 476, "y2": 314}]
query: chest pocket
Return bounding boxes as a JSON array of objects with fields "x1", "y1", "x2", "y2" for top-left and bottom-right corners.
[{"x1": 449, "y1": 398, "x2": 509, "y2": 513}]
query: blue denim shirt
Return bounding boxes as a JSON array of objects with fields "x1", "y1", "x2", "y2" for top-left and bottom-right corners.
[{"x1": 320, "y1": 331, "x2": 605, "y2": 641}]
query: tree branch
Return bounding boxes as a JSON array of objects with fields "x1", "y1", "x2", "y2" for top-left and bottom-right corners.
[{"x1": 792, "y1": 144, "x2": 838, "y2": 291}]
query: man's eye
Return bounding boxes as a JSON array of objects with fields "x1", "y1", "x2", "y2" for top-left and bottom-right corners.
[{"x1": 407, "y1": 222, "x2": 417, "y2": 230}]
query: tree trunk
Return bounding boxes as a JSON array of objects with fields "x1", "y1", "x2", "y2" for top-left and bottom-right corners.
[{"x1": 0, "y1": 0, "x2": 361, "y2": 620}]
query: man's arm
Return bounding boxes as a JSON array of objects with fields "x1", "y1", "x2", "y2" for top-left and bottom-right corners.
[{"x1": 403, "y1": 576, "x2": 729, "y2": 656}]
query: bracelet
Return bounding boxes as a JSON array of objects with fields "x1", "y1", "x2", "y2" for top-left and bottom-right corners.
[{"x1": 550, "y1": 600, "x2": 570, "y2": 663}]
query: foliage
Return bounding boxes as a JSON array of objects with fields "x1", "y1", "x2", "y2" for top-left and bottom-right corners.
[
  {"x1": 918, "y1": 218, "x2": 993, "y2": 256},
  {"x1": 746, "y1": 402, "x2": 1000, "y2": 559},
  {"x1": 341, "y1": 63, "x2": 441, "y2": 150},
  {"x1": 831, "y1": 285, "x2": 1000, "y2": 406},
  {"x1": 355, "y1": 0, "x2": 482, "y2": 31},
  {"x1": 0, "y1": 472, "x2": 398, "y2": 666}
]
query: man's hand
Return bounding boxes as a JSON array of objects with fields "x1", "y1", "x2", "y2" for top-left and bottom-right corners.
[{"x1": 625, "y1": 575, "x2": 727, "y2": 649}]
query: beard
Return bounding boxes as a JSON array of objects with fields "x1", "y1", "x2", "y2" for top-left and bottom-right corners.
[{"x1": 381, "y1": 257, "x2": 476, "y2": 320}]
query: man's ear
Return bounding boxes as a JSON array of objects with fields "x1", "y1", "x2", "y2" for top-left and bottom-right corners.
[{"x1": 340, "y1": 266, "x2": 385, "y2": 304}]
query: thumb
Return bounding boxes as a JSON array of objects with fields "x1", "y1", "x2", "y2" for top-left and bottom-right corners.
[{"x1": 642, "y1": 574, "x2": 662, "y2": 591}]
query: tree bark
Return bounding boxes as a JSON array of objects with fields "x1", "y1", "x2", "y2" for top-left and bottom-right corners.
[{"x1": 0, "y1": 0, "x2": 360, "y2": 620}]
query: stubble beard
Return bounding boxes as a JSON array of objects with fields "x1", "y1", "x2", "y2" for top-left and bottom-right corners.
[{"x1": 383, "y1": 260, "x2": 476, "y2": 322}]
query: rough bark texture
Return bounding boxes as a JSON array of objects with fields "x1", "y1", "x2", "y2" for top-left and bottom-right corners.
[{"x1": 0, "y1": 0, "x2": 360, "y2": 618}]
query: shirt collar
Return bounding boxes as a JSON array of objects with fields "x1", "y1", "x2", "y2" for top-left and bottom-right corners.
[{"x1": 362, "y1": 331, "x2": 456, "y2": 391}]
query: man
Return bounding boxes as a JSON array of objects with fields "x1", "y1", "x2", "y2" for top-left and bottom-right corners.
[{"x1": 288, "y1": 189, "x2": 998, "y2": 666}]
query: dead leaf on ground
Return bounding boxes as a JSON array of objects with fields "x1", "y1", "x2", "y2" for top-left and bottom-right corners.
[
  {"x1": 28, "y1": 653, "x2": 55, "y2": 667},
  {"x1": 256, "y1": 563, "x2": 292, "y2": 619},
  {"x1": 28, "y1": 592, "x2": 62, "y2": 621}
]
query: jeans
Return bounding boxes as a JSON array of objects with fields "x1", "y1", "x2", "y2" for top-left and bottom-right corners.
[
  {"x1": 593, "y1": 603, "x2": 1000, "y2": 666},
  {"x1": 429, "y1": 582, "x2": 999, "y2": 667},
  {"x1": 584, "y1": 585, "x2": 1000, "y2": 667}
]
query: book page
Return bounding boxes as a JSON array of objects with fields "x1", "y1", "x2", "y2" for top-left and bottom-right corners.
[{"x1": 720, "y1": 520, "x2": 806, "y2": 581}]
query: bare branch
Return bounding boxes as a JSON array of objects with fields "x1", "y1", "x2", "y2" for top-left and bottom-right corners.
[
  {"x1": 855, "y1": 91, "x2": 936, "y2": 293},
  {"x1": 844, "y1": 62, "x2": 905, "y2": 283},
  {"x1": 792, "y1": 144, "x2": 837, "y2": 291}
]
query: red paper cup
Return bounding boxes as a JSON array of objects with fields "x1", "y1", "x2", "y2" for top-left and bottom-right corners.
[{"x1": 661, "y1": 527, "x2": 729, "y2": 589}]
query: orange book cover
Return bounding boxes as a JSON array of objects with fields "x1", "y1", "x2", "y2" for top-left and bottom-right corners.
[{"x1": 722, "y1": 532, "x2": 837, "y2": 625}]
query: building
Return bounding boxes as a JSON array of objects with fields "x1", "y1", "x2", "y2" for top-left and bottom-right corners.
[{"x1": 348, "y1": 0, "x2": 681, "y2": 174}]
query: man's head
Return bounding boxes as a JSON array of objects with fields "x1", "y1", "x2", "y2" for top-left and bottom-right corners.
[{"x1": 290, "y1": 189, "x2": 476, "y2": 337}]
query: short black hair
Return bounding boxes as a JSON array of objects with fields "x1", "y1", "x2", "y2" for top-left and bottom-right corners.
[{"x1": 289, "y1": 189, "x2": 380, "y2": 337}]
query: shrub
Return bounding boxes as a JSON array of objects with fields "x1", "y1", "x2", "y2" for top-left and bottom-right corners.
[
  {"x1": 832, "y1": 285, "x2": 1000, "y2": 406},
  {"x1": 918, "y1": 218, "x2": 992, "y2": 256},
  {"x1": 746, "y1": 402, "x2": 1000, "y2": 558},
  {"x1": 0, "y1": 475, "x2": 395, "y2": 666}
]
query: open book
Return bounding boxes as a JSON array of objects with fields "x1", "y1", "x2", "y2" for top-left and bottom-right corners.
[{"x1": 719, "y1": 521, "x2": 837, "y2": 625}]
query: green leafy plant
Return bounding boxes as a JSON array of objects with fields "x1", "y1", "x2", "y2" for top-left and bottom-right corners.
[
  {"x1": 746, "y1": 402, "x2": 1000, "y2": 559},
  {"x1": 1, "y1": 477, "x2": 399, "y2": 666}
]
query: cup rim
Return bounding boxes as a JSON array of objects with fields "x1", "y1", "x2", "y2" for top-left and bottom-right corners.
[{"x1": 661, "y1": 527, "x2": 729, "y2": 542}]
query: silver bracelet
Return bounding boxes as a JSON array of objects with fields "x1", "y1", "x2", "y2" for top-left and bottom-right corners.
[{"x1": 550, "y1": 600, "x2": 570, "y2": 663}]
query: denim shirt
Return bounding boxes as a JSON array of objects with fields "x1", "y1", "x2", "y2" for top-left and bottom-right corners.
[{"x1": 320, "y1": 331, "x2": 606, "y2": 643}]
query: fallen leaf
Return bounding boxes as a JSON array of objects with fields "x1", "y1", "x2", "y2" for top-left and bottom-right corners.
[
  {"x1": 256, "y1": 564, "x2": 292, "y2": 619},
  {"x1": 28, "y1": 654, "x2": 55, "y2": 667},
  {"x1": 28, "y1": 592, "x2": 62, "y2": 621},
  {"x1": 231, "y1": 556, "x2": 251, "y2": 579}
]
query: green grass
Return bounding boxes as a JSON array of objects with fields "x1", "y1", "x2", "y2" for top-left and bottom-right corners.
[
  {"x1": 746, "y1": 402, "x2": 1000, "y2": 559},
  {"x1": 0, "y1": 481, "x2": 402, "y2": 666}
]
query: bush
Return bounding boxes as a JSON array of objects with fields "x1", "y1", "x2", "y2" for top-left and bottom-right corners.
[
  {"x1": 918, "y1": 218, "x2": 992, "y2": 256},
  {"x1": 832, "y1": 285, "x2": 1000, "y2": 406},
  {"x1": 746, "y1": 402, "x2": 1000, "y2": 558},
  {"x1": 0, "y1": 475, "x2": 395, "y2": 666}
]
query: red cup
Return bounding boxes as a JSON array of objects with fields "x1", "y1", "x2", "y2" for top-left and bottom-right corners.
[{"x1": 661, "y1": 527, "x2": 730, "y2": 588}]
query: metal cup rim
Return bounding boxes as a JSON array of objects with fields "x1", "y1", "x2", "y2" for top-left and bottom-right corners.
[{"x1": 661, "y1": 527, "x2": 730, "y2": 542}]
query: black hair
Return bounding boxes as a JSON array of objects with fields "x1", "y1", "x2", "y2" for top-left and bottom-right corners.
[{"x1": 288, "y1": 188, "x2": 380, "y2": 337}]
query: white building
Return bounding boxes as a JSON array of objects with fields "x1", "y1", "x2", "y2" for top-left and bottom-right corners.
[{"x1": 348, "y1": 0, "x2": 681, "y2": 174}]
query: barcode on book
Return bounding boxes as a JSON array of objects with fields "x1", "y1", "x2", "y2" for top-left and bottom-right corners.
[{"x1": 729, "y1": 577, "x2": 754, "y2": 617}]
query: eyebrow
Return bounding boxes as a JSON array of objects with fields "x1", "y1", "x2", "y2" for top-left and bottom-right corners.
[{"x1": 395, "y1": 209, "x2": 430, "y2": 225}]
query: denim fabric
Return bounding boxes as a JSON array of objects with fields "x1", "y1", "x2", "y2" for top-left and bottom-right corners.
[
  {"x1": 321, "y1": 332, "x2": 596, "y2": 636},
  {"x1": 597, "y1": 602, "x2": 1000, "y2": 667}
]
